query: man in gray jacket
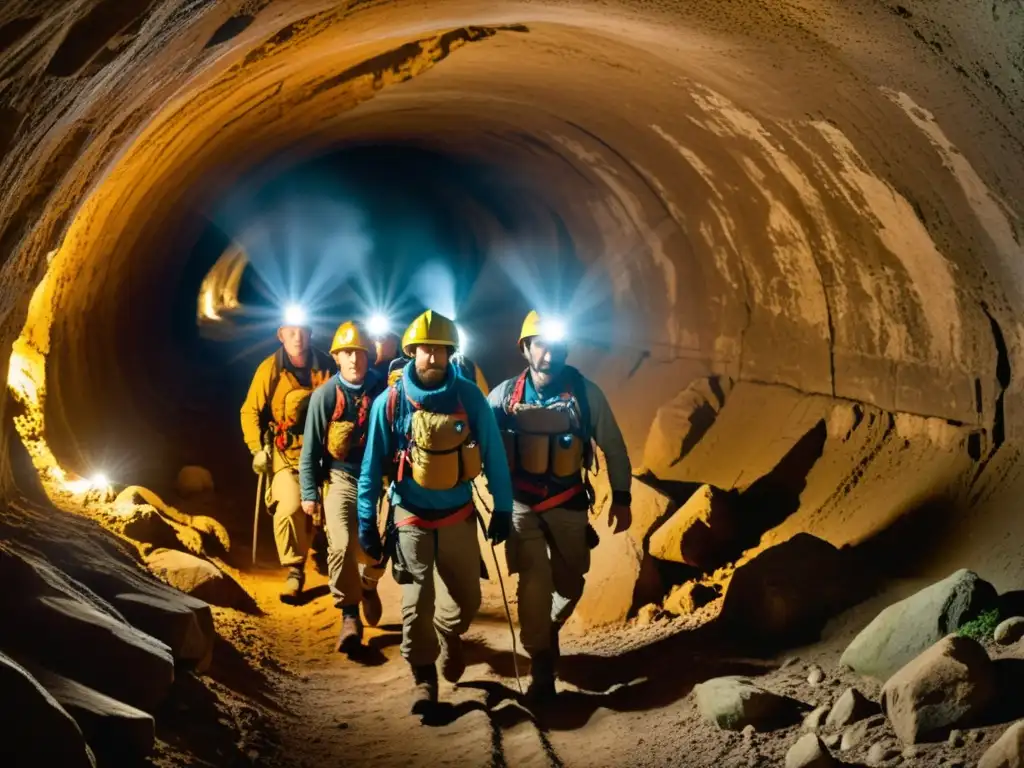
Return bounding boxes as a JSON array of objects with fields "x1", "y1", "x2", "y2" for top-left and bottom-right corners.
[{"x1": 487, "y1": 310, "x2": 633, "y2": 702}]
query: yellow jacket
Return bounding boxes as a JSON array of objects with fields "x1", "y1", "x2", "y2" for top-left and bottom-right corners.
[{"x1": 239, "y1": 347, "x2": 336, "y2": 455}]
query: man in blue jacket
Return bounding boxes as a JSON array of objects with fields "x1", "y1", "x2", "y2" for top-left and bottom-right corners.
[
  {"x1": 300, "y1": 321, "x2": 386, "y2": 654},
  {"x1": 358, "y1": 309, "x2": 514, "y2": 713},
  {"x1": 488, "y1": 310, "x2": 633, "y2": 702}
]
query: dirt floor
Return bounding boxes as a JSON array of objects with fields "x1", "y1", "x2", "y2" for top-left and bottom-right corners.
[{"x1": 140, "y1": 540, "x2": 1023, "y2": 768}]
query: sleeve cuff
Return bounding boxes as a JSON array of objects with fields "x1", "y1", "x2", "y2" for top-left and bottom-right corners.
[{"x1": 612, "y1": 490, "x2": 632, "y2": 507}]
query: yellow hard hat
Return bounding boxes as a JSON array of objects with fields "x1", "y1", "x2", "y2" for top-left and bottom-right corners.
[
  {"x1": 402, "y1": 310, "x2": 459, "y2": 356},
  {"x1": 330, "y1": 321, "x2": 370, "y2": 354},
  {"x1": 518, "y1": 310, "x2": 568, "y2": 347}
]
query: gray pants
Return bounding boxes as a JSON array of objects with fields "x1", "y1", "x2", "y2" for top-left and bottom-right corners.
[
  {"x1": 394, "y1": 506, "x2": 482, "y2": 667},
  {"x1": 323, "y1": 469, "x2": 384, "y2": 610},
  {"x1": 507, "y1": 503, "x2": 591, "y2": 656}
]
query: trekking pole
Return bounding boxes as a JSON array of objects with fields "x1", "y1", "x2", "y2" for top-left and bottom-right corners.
[
  {"x1": 252, "y1": 471, "x2": 265, "y2": 566},
  {"x1": 473, "y1": 484, "x2": 523, "y2": 695}
]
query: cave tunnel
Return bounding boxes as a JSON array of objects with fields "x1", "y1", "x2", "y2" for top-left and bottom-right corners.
[{"x1": 1, "y1": 0, "x2": 1024, "y2": 766}]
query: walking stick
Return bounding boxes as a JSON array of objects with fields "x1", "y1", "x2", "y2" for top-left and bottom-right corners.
[
  {"x1": 473, "y1": 484, "x2": 523, "y2": 695},
  {"x1": 252, "y1": 471, "x2": 265, "y2": 566}
]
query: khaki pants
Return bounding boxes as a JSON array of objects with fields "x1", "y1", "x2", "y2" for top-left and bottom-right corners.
[
  {"x1": 395, "y1": 506, "x2": 481, "y2": 667},
  {"x1": 507, "y1": 503, "x2": 590, "y2": 656},
  {"x1": 270, "y1": 469, "x2": 310, "y2": 568},
  {"x1": 323, "y1": 469, "x2": 384, "y2": 609}
]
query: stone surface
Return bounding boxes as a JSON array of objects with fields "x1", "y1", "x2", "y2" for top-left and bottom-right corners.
[
  {"x1": 979, "y1": 720, "x2": 1024, "y2": 768},
  {"x1": 807, "y1": 665, "x2": 824, "y2": 686},
  {"x1": 571, "y1": 478, "x2": 673, "y2": 629},
  {"x1": 112, "y1": 592, "x2": 214, "y2": 673},
  {"x1": 114, "y1": 505, "x2": 180, "y2": 551},
  {"x1": 803, "y1": 705, "x2": 830, "y2": 732},
  {"x1": 719, "y1": 533, "x2": 863, "y2": 644},
  {"x1": 663, "y1": 580, "x2": 721, "y2": 615},
  {"x1": 145, "y1": 548, "x2": 250, "y2": 611},
  {"x1": 786, "y1": 733, "x2": 840, "y2": 768},
  {"x1": 826, "y1": 687, "x2": 879, "y2": 729},
  {"x1": 648, "y1": 484, "x2": 738, "y2": 569},
  {"x1": 176, "y1": 465, "x2": 214, "y2": 496},
  {"x1": 995, "y1": 617, "x2": 1024, "y2": 646},
  {"x1": 841, "y1": 569, "x2": 999, "y2": 681},
  {"x1": 640, "y1": 376, "x2": 730, "y2": 478},
  {"x1": 867, "y1": 742, "x2": 900, "y2": 765},
  {"x1": 0, "y1": 651, "x2": 96, "y2": 768},
  {"x1": 27, "y1": 664, "x2": 155, "y2": 760},
  {"x1": 693, "y1": 676, "x2": 806, "y2": 731},
  {"x1": 881, "y1": 634, "x2": 997, "y2": 744},
  {"x1": 841, "y1": 715, "x2": 886, "y2": 751}
]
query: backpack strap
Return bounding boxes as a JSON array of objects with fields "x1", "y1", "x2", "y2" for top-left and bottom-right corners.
[
  {"x1": 330, "y1": 383, "x2": 347, "y2": 422},
  {"x1": 506, "y1": 369, "x2": 530, "y2": 412}
]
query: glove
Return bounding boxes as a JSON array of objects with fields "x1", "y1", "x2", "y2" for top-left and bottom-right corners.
[
  {"x1": 487, "y1": 512, "x2": 511, "y2": 545},
  {"x1": 251, "y1": 449, "x2": 269, "y2": 474},
  {"x1": 359, "y1": 524, "x2": 383, "y2": 564}
]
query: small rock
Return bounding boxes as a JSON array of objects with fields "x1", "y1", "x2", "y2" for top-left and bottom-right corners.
[
  {"x1": 867, "y1": 742, "x2": 900, "y2": 765},
  {"x1": 635, "y1": 603, "x2": 660, "y2": 626},
  {"x1": 994, "y1": 617, "x2": 1024, "y2": 646},
  {"x1": 978, "y1": 720, "x2": 1024, "y2": 768},
  {"x1": 782, "y1": 657, "x2": 801, "y2": 669},
  {"x1": 841, "y1": 715, "x2": 885, "y2": 751},
  {"x1": 803, "y1": 705, "x2": 829, "y2": 732},
  {"x1": 145, "y1": 549, "x2": 251, "y2": 610},
  {"x1": 693, "y1": 676, "x2": 806, "y2": 731},
  {"x1": 786, "y1": 733, "x2": 840, "y2": 768},
  {"x1": 823, "y1": 734, "x2": 840, "y2": 748},
  {"x1": 902, "y1": 745, "x2": 922, "y2": 758},
  {"x1": 664, "y1": 581, "x2": 721, "y2": 615},
  {"x1": 176, "y1": 466, "x2": 214, "y2": 497},
  {"x1": 808, "y1": 665, "x2": 824, "y2": 686},
  {"x1": 881, "y1": 634, "x2": 996, "y2": 744},
  {"x1": 742, "y1": 724, "x2": 756, "y2": 740},
  {"x1": 948, "y1": 729, "x2": 964, "y2": 747},
  {"x1": 826, "y1": 687, "x2": 880, "y2": 729}
]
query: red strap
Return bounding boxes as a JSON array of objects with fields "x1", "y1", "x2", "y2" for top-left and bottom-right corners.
[
  {"x1": 393, "y1": 502, "x2": 475, "y2": 529},
  {"x1": 508, "y1": 370, "x2": 529, "y2": 410},
  {"x1": 331, "y1": 384, "x2": 346, "y2": 421},
  {"x1": 525, "y1": 483, "x2": 585, "y2": 513}
]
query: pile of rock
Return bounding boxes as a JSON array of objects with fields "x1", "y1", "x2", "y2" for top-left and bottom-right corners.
[{"x1": 694, "y1": 569, "x2": 1024, "y2": 767}]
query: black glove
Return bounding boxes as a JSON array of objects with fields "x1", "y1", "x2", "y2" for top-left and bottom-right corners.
[
  {"x1": 359, "y1": 524, "x2": 384, "y2": 563},
  {"x1": 487, "y1": 512, "x2": 511, "y2": 545}
]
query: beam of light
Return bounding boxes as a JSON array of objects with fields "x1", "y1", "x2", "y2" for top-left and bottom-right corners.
[
  {"x1": 409, "y1": 260, "x2": 458, "y2": 320},
  {"x1": 456, "y1": 324, "x2": 469, "y2": 353},
  {"x1": 541, "y1": 316, "x2": 568, "y2": 343},
  {"x1": 283, "y1": 303, "x2": 307, "y2": 326},
  {"x1": 367, "y1": 313, "x2": 391, "y2": 337}
]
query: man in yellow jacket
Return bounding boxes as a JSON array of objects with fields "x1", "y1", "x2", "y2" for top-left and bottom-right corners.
[{"x1": 240, "y1": 308, "x2": 336, "y2": 602}]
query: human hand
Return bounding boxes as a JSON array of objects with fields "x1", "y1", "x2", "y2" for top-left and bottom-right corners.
[
  {"x1": 359, "y1": 526, "x2": 384, "y2": 563},
  {"x1": 251, "y1": 449, "x2": 269, "y2": 474},
  {"x1": 608, "y1": 503, "x2": 631, "y2": 534},
  {"x1": 487, "y1": 512, "x2": 511, "y2": 545}
]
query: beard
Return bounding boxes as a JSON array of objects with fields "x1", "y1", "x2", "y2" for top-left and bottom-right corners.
[{"x1": 416, "y1": 364, "x2": 446, "y2": 387}]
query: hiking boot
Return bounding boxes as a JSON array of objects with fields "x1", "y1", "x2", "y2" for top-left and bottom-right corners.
[
  {"x1": 311, "y1": 548, "x2": 329, "y2": 576},
  {"x1": 279, "y1": 568, "x2": 304, "y2": 604},
  {"x1": 526, "y1": 651, "x2": 557, "y2": 702},
  {"x1": 437, "y1": 630, "x2": 465, "y2": 683},
  {"x1": 335, "y1": 615, "x2": 363, "y2": 654},
  {"x1": 361, "y1": 589, "x2": 382, "y2": 628},
  {"x1": 410, "y1": 664, "x2": 438, "y2": 715}
]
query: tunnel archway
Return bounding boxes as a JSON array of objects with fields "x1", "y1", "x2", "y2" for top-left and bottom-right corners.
[{"x1": 1, "y1": 1, "x2": 1024, "y2": 765}]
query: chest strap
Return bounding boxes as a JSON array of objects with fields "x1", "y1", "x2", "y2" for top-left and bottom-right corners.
[{"x1": 393, "y1": 502, "x2": 475, "y2": 530}]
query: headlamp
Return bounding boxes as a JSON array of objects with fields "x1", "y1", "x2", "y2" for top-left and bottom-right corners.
[
  {"x1": 541, "y1": 317, "x2": 568, "y2": 343},
  {"x1": 367, "y1": 313, "x2": 391, "y2": 338},
  {"x1": 283, "y1": 304, "x2": 307, "y2": 327}
]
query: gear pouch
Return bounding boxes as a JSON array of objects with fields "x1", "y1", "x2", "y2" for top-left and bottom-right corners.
[
  {"x1": 326, "y1": 420, "x2": 355, "y2": 460},
  {"x1": 550, "y1": 433, "x2": 584, "y2": 478},
  {"x1": 408, "y1": 410, "x2": 468, "y2": 490}
]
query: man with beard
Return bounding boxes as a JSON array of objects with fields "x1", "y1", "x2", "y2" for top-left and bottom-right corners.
[
  {"x1": 241, "y1": 306, "x2": 336, "y2": 602},
  {"x1": 300, "y1": 321, "x2": 386, "y2": 653},
  {"x1": 487, "y1": 310, "x2": 632, "y2": 702},
  {"x1": 357, "y1": 309, "x2": 513, "y2": 713}
]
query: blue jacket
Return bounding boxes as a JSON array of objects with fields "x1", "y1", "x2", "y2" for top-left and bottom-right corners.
[
  {"x1": 357, "y1": 362, "x2": 513, "y2": 533},
  {"x1": 299, "y1": 369, "x2": 384, "y2": 502}
]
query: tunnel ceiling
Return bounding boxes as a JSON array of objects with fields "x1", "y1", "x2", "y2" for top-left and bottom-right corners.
[{"x1": 0, "y1": 0, "x2": 1023, "y2": 494}]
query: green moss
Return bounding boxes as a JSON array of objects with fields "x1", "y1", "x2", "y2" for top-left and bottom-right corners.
[{"x1": 957, "y1": 608, "x2": 1001, "y2": 641}]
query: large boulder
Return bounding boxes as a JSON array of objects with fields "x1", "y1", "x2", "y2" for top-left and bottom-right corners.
[
  {"x1": 979, "y1": 720, "x2": 1024, "y2": 768},
  {"x1": 995, "y1": 617, "x2": 1024, "y2": 646},
  {"x1": 114, "y1": 505, "x2": 181, "y2": 551},
  {"x1": 647, "y1": 484, "x2": 738, "y2": 569},
  {"x1": 145, "y1": 548, "x2": 251, "y2": 611},
  {"x1": 640, "y1": 377, "x2": 730, "y2": 477},
  {"x1": 693, "y1": 676, "x2": 807, "y2": 731},
  {"x1": 23, "y1": 663, "x2": 155, "y2": 761},
  {"x1": 0, "y1": 652, "x2": 96, "y2": 768},
  {"x1": 718, "y1": 533, "x2": 865, "y2": 644},
  {"x1": 881, "y1": 634, "x2": 997, "y2": 744},
  {"x1": 112, "y1": 592, "x2": 214, "y2": 672},
  {"x1": 569, "y1": 478, "x2": 673, "y2": 629},
  {"x1": 840, "y1": 569, "x2": 998, "y2": 681}
]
